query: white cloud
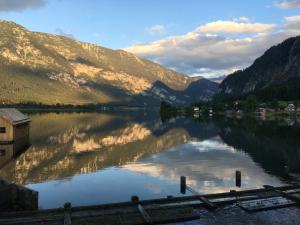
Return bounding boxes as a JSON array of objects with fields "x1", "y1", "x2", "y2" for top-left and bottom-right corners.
[
  {"x1": 275, "y1": 0, "x2": 300, "y2": 9},
  {"x1": 284, "y1": 15, "x2": 300, "y2": 33},
  {"x1": 233, "y1": 17, "x2": 251, "y2": 23},
  {"x1": 196, "y1": 20, "x2": 276, "y2": 34},
  {"x1": 0, "y1": 0, "x2": 46, "y2": 12},
  {"x1": 126, "y1": 18, "x2": 294, "y2": 78},
  {"x1": 285, "y1": 15, "x2": 300, "y2": 21},
  {"x1": 148, "y1": 25, "x2": 167, "y2": 35}
]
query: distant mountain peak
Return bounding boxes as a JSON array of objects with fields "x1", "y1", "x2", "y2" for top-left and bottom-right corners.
[{"x1": 209, "y1": 75, "x2": 227, "y2": 84}]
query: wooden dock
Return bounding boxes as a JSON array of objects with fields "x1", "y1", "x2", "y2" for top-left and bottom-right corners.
[
  {"x1": 0, "y1": 179, "x2": 38, "y2": 212},
  {"x1": 0, "y1": 185, "x2": 299, "y2": 225}
]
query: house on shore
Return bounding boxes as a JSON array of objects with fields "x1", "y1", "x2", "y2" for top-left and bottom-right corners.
[
  {"x1": 256, "y1": 108, "x2": 266, "y2": 117},
  {"x1": 193, "y1": 107, "x2": 201, "y2": 118},
  {"x1": 285, "y1": 104, "x2": 296, "y2": 113},
  {"x1": 0, "y1": 108, "x2": 31, "y2": 146},
  {"x1": 0, "y1": 109, "x2": 31, "y2": 168},
  {"x1": 193, "y1": 107, "x2": 200, "y2": 113}
]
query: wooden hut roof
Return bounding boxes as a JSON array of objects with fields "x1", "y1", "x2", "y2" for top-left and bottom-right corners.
[{"x1": 0, "y1": 108, "x2": 31, "y2": 125}]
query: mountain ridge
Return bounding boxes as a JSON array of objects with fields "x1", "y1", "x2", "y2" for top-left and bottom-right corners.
[
  {"x1": 216, "y1": 36, "x2": 300, "y2": 100},
  {"x1": 0, "y1": 20, "x2": 218, "y2": 106}
]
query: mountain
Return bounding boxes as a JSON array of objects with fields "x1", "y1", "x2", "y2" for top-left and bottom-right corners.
[
  {"x1": 0, "y1": 20, "x2": 217, "y2": 106},
  {"x1": 184, "y1": 78, "x2": 218, "y2": 100},
  {"x1": 209, "y1": 75, "x2": 227, "y2": 84},
  {"x1": 216, "y1": 36, "x2": 300, "y2": 101}
]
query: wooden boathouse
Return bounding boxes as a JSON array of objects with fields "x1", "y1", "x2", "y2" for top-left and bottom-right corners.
[
  {"x1": 0, "y1": 108, "x2": 31, "y2": 169},
  {"x1": 0, "y1": 109, "x2": 36, "y2": 211},
  {"x1": 0, "y1": 108, "x2": 31, "y2": 145}
]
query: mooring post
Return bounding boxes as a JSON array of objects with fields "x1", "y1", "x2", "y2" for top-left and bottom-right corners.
[
  {"x1": 180, "y1": 176, "x2": 186, "y2": 194},
  {"x1": 236, "y1": 170, "x2": 241, "y2": 187},
  {"x1": 63, "y1": 202, "x2": 72, "y2": 225},
  {"x1": 131, "y1": 195, "x2": 139, "y2": 204},
  {"x1": 137, "y1": 204, "x2": 152, "y2": 224}
]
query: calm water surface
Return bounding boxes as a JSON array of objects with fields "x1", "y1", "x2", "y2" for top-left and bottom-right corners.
[{"x1": 0, "y1": 111, "x2": 299, "y2": 209}]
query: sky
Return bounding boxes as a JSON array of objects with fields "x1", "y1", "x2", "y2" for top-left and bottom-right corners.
[{"x1": 0, "y1": 0, "x2": 300, "y2": 78}]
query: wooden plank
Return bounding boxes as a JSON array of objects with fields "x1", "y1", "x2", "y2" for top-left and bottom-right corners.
[
  {"x1": 198, "y1": 196, "x2": 217, "y2": 209},
  {"x1": 186, "y1": 186, "x2": 217, "y2": 209},
  {"x1": 3, "y1": 190, "x2": 299, "y2": 225},
  {"x1": 137, "y1": 204, "x2": 152, "y2": 224},
  {"x1": 0, "y1": 141, "x2": 14, "y2": 144},
  {"x1": 0, "y1": 217, "x2": 62, "y2": 225},
  {"x1": 64, "y1": 212, "x2": 71, "y2": 225},
  {"x1": 238, "y1": 196, "x2": 296, "y2": 212},
  {"x1": 148, "y1": 206, "x2": 200, "y2": 224},
  {"x1": 71, "y1": 206, "x2": 199, "y2": 225},
  {"x1": 0, "y1": 185, "x2": 299, "y2": 221},
  {"x1": 264, "y1": 185, "x2": 300, "y2": 204}
]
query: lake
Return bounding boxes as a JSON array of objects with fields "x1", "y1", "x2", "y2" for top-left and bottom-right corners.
[{"x1": 0, "y1": 111, "x2": 299, "y2": 209}]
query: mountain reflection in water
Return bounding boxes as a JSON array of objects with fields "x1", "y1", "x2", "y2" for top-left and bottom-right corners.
[{"x1": 0, "y1": 112, "x2": 299, "y2": 209}]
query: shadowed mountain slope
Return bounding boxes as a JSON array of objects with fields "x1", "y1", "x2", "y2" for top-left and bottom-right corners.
[{"x1": 216, "y1": 36, "x2": 300, "y2": 100}]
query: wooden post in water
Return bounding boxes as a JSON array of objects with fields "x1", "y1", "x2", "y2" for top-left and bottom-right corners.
[
  {"x1": 131, "y1": 195, "x2": 139, "y2": 204},
  {"x1": 236, "y1": 171, "x2": 241, "y2": 187},
  {"x1": 63, "y1": 202, "x2": 72, "y2": 225},
  {"x1": 180, "y1": 176, "x2": 186, "y2": 194}
]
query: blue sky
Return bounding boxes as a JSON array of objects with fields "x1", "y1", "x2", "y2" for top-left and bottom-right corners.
[{"x1": 0, "y1": 0, "x2": 300, "y2": 77}]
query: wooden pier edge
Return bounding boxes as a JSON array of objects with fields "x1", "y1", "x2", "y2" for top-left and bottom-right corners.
[
  {"x1": 0, "y1": 184, "x2": 299, "y2": 218},
  {"x1": 0, "y1": 185, "x2": 299, "y2": 225}
]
